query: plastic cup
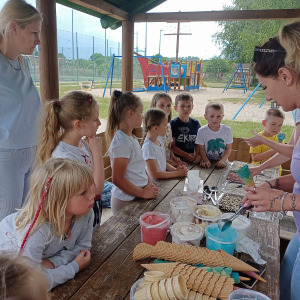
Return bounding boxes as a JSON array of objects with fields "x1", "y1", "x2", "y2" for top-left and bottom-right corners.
[
  {"x1": 170, "y1": 197, "x2": 197, "y2": 224},
  {"x1": 228, "y1": 288, "x2": 271, "y2": 300},
  {"x1": 222, "y1": 213, "x2": 252, "y2": 245},
  {"x1": 194, "y1": 205, "x2": 222, "y2": 231},
  {"x1": 170, "y1": 222, "x2": 204, "y2": 246},
  {"x1": 140, "y1": 212, "x2": 170, "y2": 246},
  {"x1": 188, "y1": 170, "x2": 200, "y2": 190},
  {"x1": 205, "y1": 223, "x2": 238, "y2": 255}
]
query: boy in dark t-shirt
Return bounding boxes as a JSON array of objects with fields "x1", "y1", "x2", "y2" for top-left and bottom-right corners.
[{"x1": 170, "y1": 92, "x2": 201, "y2": 162}]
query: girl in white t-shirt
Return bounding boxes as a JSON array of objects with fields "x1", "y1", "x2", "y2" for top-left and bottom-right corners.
[
  {"x1": 38, "y1": 91, "x2": 104, "y2": 230},
  {"x1": 150, "y1": 92, "x2": 187, "y2": 166},
  {"x1": 106, "y1": 90, "x2": 158, "y2": 214},
  {"x1": 142, "y1": 108, "x2": 188, "y2": 182}
]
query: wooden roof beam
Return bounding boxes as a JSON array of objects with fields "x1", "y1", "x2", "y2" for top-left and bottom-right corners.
[
  {"x1": 131, "y1": 9, "x2": 300, "y2": 22},
  {"x1": 65, "y1": 0, "x2": 128, "y2": 20}
]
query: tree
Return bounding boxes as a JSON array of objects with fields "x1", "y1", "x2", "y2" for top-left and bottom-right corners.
[
  {"x1": 213, "y1": 0, "x2": 299, "y2": 63},
  {"x1": 202, "y1": 56, "x2": 233, "y2": 73}
]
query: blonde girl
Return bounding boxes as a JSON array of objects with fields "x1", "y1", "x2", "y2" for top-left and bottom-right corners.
[
  {"x1": 0, "y1": 0, "x2": 42, "y2": 221},
  {"x1": 142, "y1": 108, "x2": 188, "y2": 182},
  {"x1": 106, "y1": 90, "x2": 158, "y2": 215},
  {"x1": 0, "y1": 254, "x2": 49, "y2": 299},
  {"x1": 39, "y1": 91, "x2": 104, "y2": 230},
  {"x1": 0, "y1": 158, "x2": 95, "y2": 290},
  {"x1": 150, "y1": 92, "x2": 187, "y2": 166}
]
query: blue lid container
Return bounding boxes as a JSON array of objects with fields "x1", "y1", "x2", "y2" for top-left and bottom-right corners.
[{"x1": 205, "y1": 223, "x2": 238, "y2": 255}]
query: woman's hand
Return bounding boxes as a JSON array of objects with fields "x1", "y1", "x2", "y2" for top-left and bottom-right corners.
[
  {"x1": 241, "y1": 185, "x2": 285, "y2": 212},
  {"x1": 244, "y1": 130, "x2": 264, "y2": 147}
]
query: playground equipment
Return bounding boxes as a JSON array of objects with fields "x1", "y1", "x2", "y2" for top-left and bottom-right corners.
[
  {"x1": 223, "y1": 63, "x2": 248, "y2": 94},
  {"x1": 79, "y1": 81, "x2": 95, "y2": 91},
  {"x1": 103, "y1": 54, "x2": 206, "y2": 97},
  {"x1": 136, "y1": 54, "x2": 206, "y2": 91}
]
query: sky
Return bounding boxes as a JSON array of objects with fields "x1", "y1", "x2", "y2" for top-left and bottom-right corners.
[{"x1": 0, "y1": 0, "x2": 233, "y2": 60}]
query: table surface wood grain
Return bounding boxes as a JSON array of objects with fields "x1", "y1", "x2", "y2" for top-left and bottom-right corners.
[{"x1": 51, "y1": 162, "x2": 280, "y2": 300}]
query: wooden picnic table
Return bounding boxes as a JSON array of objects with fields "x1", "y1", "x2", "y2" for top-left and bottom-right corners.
[{"x1": 51, "y1": 162, "x2": 280, "y2": 300}]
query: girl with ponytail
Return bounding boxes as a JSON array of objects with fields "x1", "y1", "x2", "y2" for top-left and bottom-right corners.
[
  {"x1": 0, "y1": 158, "x2": 95, "y2": 290},
  {"x1": 106, "y1": 90, "x2": 158, "y2": 214},
  {"x1": 38, "y1": 91, "x2": 104, "y2": 231}
]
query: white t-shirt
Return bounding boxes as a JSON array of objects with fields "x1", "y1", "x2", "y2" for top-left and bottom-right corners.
[
  {"x1": 52, "y1": 140, "x2": 93, "y2": 171},
  {"x1": 142, "y1": 136, "x2": 167, "y2": 182},
  {"x1": 195, "y1": 124, "x2": 233, "y2": 160},
  {"x1": 295, "y1": 108, "x2": 300, "y2": 125},
  {"x1": 109, "y1": 130, "x2": 148, "y2": 201}
]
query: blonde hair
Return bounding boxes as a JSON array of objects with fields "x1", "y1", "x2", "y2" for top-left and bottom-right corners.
[
  {"x1": 16, "y1": 158, "x2": 94, "y2": 239},
  {"x1": 264, "y1": 108, "x2": 285, "y2": 121},
  {"x1": 150, "y1": 92, "x2": 172, "y2": 123},
  {"x1": 38, "y1": 91, "x2": 98, "y2": 164},
  {"x1": 0, "y1": 0, "x2": 42, "y2": 64},
  {"x1": 205, "y1": 102, "x2": 224, "y2": 114},
  {"x1": 279, "y1": 21, "x2": 300, "y2": 75},
  {"x1": 174, "y1": 92, "x2": 193, "y2": 106},
  {"x1": 0, "y1": 253, "x2": 49, "y2": 300},
  {"x1": 105, "y1": 90, "x2": 141, "y2": 147},
  {"x1": 141, "y1": 108, "x2": 167, "y2": 146}
]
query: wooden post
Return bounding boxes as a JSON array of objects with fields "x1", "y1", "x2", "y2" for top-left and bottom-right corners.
[
  {"x1": 122, "y1": 20, "x2": 134, "y2": 92},
  {"x1": 36, "y1": 0, "x2": 59, "y2": 103},
  {"x1": 175, "y1": 22, "x2": 180, "y2": 63}
]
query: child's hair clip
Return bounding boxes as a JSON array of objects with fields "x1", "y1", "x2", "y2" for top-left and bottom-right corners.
[
  {"x1": 88, "y1": 95, "x2": 93, "y2": 104},
  {"x1": 114, "y1": 90, "x2": 122, "y2": 98}
]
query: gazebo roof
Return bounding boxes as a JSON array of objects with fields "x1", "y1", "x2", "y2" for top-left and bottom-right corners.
[{"x1": 56, "y1": 0, "x2": 167, "y2": 29}]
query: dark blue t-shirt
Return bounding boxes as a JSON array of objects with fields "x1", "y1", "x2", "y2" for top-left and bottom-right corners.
[{"x1": 170, "y1": 117, "x2": 201, "y2": 156}]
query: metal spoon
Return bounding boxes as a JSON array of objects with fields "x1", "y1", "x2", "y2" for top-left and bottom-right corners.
[
  {"x1": 204, "y1": 186, "x2": 212, "y2": 201},
  {"x1": 218, "y1": 205, "x2": 254, "y2": 232},
  {"x1": 211, "y1": 186, "x2": 218, "y2": 205}
]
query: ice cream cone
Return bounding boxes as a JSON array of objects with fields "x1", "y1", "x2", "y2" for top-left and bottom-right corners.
[
  {"x1": 188, "y1": 290, "x2": 197, "y2": 300},
  {"x1": 183, "y1": 266, "x2": 197, "y2": 282},
  {"x1": 202, "y1": 296, "x2": 209, "y2": 300},
  {"x1": 187, "y1": 268, "x2": 202, "y2": 287},
  {"x1": 197, "y1": 272, "x2": 213, "y2": 294},
  {"x1": 210, "y1": 276, "x2": 226, "y2": 298},
  {"x1": 194, "y1": 292, "x2": 203, "y2": 300},
  {"x1": 158, "y1": 279, "x2": 169, "y2": 300},
  {"x1": 203, "y1": 274, "x2": 220, "y2": 296},
  {"x1": 133, "y1": 243, "x2": 154, "y2": 261},
  {"x1": 166, "y1": 278, "x2": 178, "y2": 300},
  {"x1": 142, "y1": 263, "x2": 178, "y2": 278},
  {"x1": 172, "y1": 275, "x2": 188, "y2": 300},
  {"x1": 217, "y1": 278, "x2": 234, "y2": 300},
  {"x1": 236, "y1": 165, "x2": 255, "y2": 186},
  {"x1": 134, "y1": 286, "x2": 149, "y2": 300},
  {"x1": 218, "y1": 249, "x2": 259, "y2": 272},
  {"x1": 171, "y1": 263, "x2": 186, "y2": 277},
  {"x1": 144, "y1": 271, "x2": 165, "y2": 284},
  {"x1": 150, "y1": 282, "x2": 162, "y2": 300}
]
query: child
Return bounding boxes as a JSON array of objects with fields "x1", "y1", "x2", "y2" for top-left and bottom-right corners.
[
  {"x1": 106, "y1": 90, "x2": 158, "y2": 215},
  {"x1": 0, "y1": 158, "x2": 95, "y2": 290},
  {"x1": 150, "y1": 92, "x2": 186, "y2": 166},
  {"x1": 195, "y1": 102, "x2": 233, "y2": 168},
  {"x1": 38, "y1": 91, "x2": 104, "y2": 231},
  {"x1": 250, "y1": 108, "x2": 284, "y2": 173},
  {"x1": 0, "y1": 254, "x2": 49, "y2": 299},
  {"x1": 171, "y1": 92, "x2": 201, "y2": 162},
  {"x1": 141, "y1": 108, "x2": 188, "y2": 182}
]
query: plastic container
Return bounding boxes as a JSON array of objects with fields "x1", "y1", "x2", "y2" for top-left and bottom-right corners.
[
  {"x1": 144, "y1": 271, "x2": 165, "y2": 284},
  {"x1": 222, "y1": 213, "x2": 252, "y2": 244},
  {"x1": 193, "y1": 205, "x2": 222, "y2": 231},
  {"x1": 170, "y1": 197, "x2": 197, "y2": 224},
  {"x1": 140, "y1": 212, "x2": 170, "y2": 246},
  {"x1": 170, "y1": 222, "x2": 204, "y2": 246},
  {"x1": 228, "y1": 289, "x2": 271, "y2": 300},
  {"x1": 205, "y1": 223, "x2": 238, "y2": 255}
]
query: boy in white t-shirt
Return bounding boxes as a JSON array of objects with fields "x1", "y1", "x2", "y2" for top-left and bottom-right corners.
[{"x1": 195, "y1": 102, "x2": 233, "y2": 168}]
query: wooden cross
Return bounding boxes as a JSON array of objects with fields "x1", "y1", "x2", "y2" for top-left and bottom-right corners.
[{"x1": 164, "y1": 14, "x2": 192, "y2": 63}]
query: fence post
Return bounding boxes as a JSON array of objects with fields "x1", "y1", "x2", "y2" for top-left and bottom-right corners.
[
  {"x1": 76, "y1": 32, "x2": 78, "y2": 82},
  {"x1": 118, "y1": 42, "x2": 120, "y2": 81},
  {"x1": 105, "y1": 29, "x2": 107, "y2": 81},
  {"x1": 93, "y1": 36, "x2": 95, "y2": 82},
  {"x1": 107, "y1": 39, "x2": 108, "y2": 78},
  {"x1": 72, "y1": 9, "x2": 74, "y2": 81}
]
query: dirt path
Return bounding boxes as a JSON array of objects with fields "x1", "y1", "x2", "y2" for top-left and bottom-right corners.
[{"x1": 92, "y1": 87, "x2": 295, "y2": 127}]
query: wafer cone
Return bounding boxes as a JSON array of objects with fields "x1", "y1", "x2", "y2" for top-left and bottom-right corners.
[
  {"x1": 166, "y1": 278, "x2": 178, "y2": 300},
  {"x1": 187, "y1": 268, "x2": 202, "y2": 287},
  {"x1": 133, "y1": 243, "x2": 154, "y2": 261},
  {"x1": 172, "y1": 275, "x2": 188, "y2": 300},
  {"x1": 194, "y1": 292, "x2": 202, "y2": 300},
  {"x1": 171, "y1": 263, "x2": 186, "y2": 277},
  {"x1": 210, "y1": 276, "x2": 226, "y2": 298},
  {"x1": 183, "y1": 266, "x2": 197, "y2": 282},
  {"x1": 144, "y1": 271, "x2": 165, "y2": 284},
  {"x1": 218, "y1": 249, "x2": 259, "y2": 272},
  {"x1": 203, "y1": 274, "x2": 220, "y2": 296},
  {"x1": 150, "y1": 282, "x2": 162, "y2": 300},
  {"x1": 158, "y1": 279, "x2": 168, "y2": 300},
  {"x1": 197, "y1": 272, "x2": 214, "y2": 294},
  {"x1": 134, "y1": 286, "x2": 149, "y2": 300},
  {"x1": 142, "y1": 263, "x2": 178, "y2": 278},
  {"x1": 217, "y1": 278, "x2": 234, "y2": 300},
  {"x1": 192, "y1": 270, "x2": 206, "y2": 291},
  {"x1": 188, "y1": 290, "x2": 197, "y2": 300}
]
